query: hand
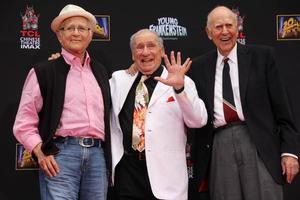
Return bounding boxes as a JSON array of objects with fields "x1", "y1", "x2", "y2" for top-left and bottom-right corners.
[
  {"x1": 281, "y1": 156, "x2": 299, "y2": 184},
  {"x1": 33, "y1": 143, "x2": 60, "y2": 177},
  {"x1": 154, "y1": 51, "x2": 192, "y2": 90},
  {"x1": 125, "y1": 63, "x2": 138, "y2": 76},
  {"x1": 48, "y1": 52, "x2": 61, "y2": 61}
]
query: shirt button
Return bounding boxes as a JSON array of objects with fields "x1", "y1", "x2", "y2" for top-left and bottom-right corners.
[{"x1": 206, "y1": 144, "x2": 210, "y2": 148}]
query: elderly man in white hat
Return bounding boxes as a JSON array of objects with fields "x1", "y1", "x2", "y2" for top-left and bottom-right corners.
[{"x1": 13, "y1": 4, "x2": 111, "y2": 200}]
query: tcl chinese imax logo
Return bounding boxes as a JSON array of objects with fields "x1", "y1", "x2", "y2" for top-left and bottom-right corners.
[{"x1": 20, "y1": 6, "x2": 40, "y2": 49}]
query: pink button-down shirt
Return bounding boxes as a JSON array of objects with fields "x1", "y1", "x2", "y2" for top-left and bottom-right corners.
[{"x1": 13, "y1": 48, "x2": 105, "y2": 152}]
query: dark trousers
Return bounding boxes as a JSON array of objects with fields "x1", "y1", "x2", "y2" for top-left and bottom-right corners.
[
  {"x1": 114, "y1": 153, "x2": 159, "y2": 200},
  {"x1": 210, "y1": 124, "x2": 283, "y2": 200}
]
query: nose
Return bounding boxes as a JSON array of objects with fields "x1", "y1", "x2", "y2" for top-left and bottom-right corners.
[
  {"x1": 141, "y1": 46, "x2": 150, "y2": 54},
  {"x1": 72, "y1": 28, "x2": 81, "y2": 35},
  {"x1": 221, "y1": 25, "x2": 231, "y2": 34},
  {"x1": 221, "y1": 26, "x2": 229, "y2": 34}
]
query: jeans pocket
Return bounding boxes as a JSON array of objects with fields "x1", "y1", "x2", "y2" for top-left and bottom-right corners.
[{"x1": 53, "y1": 141, "x2": 65, "y2": 156}]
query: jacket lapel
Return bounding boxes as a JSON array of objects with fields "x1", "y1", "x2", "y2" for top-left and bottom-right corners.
[
  {"x1": 90, "y1": 59, "x2": 110, "y2": 112},
  {"x1": 117, "y1": 72, "x2": 138, "y2": 114},
  {"x1": 148, "y1": 67, "x2": 169, "y2": 108},
  {"x1": 237, "y1": 44, "x2": 251, "y2": 107},
  {"x1": 206, "y1": 51, "x2": 218, "y2": 116}
]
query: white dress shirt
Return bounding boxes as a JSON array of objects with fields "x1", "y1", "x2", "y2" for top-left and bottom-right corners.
[{"x1": 213, "y1": 43, "x2": 245, "y2": 128}]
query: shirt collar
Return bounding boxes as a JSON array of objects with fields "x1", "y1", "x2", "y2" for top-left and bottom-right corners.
[
  {"x1": 61, "y1": 48, "x2": 91, "y2": 69},
  {"x1": 217, "y1": 43, "x2": 238, "y2": 66},
  {"x1": 138, "y1": 65, "x2": 163, "y2": 80}
]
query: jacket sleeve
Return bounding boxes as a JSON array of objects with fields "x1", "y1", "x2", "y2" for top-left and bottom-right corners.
[{"x1": 175, "y1": 75, "x2": 208, "y2": 128}]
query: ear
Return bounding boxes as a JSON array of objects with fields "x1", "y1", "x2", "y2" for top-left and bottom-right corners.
[
  {"x1": 88, "y1": 30, "x2": 94, "y2": 41},
  {"x1": 235, "y1": 27, "x2": 239, "y2": 36},
  {"x1": 206, "y1": 27, "x2": 212, "y2": 40},
  {"x1": 161, "y1": 47, "x2": 165, "y2": 58},
  {"x1": 56, "y1": 32, "x2": 63, "y2": 45}
]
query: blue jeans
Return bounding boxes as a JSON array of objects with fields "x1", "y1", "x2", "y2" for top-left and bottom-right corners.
[{"x1": 39, "y1": 140, "x2": 107, "y2": 200}]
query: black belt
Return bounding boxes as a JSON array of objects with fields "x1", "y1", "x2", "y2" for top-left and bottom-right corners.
[
  {"x1": 214, "y1": 121, "x2": 246, "y2": 132},
  {"x1": 54, "y1": 136, "x2": 104, "y2": 148},
  {"x1": 124, "y1": 150, "x2": 146, "y2": 161}
]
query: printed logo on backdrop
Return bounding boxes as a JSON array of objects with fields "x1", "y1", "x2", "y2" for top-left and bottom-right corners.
[
  {"x1": 186, "y1": 143, "x2": 193, "y2": 179},
  {"x1": 93, "y1": 15, "x2": 110, "y2": 41},
  {"x1": 149, "y1": 17, "x2": 188, "y2": 40},
  {"x1": 232, "y1": 8, "x2": 246, "y2": 45},
  {"x1": 15, "y1": 143, "x2": 39, "y2": 170},
  {"x1": 20, "y1": 5, "x2": 40, "y2": 49},
  {"x1": 277, "y1": 15, "x2": 300, "y2": 40}
]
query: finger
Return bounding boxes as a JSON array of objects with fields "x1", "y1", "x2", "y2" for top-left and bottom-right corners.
[
  {"x1": 163, "y1": 54, "x2": 171, "y2": 68},
  {"x1": 154, "y1": 76, "x2": 169, "y2": 85},
  {"x1": 287, "y1": 165, "x2": 294, "y2": 183},
  {"x1": 182, "y1": 59, "x2": 192, "y2": 74},
  {"x1": 48, "y1": 54, "x2": 54, "y2": 61},
  {"x1": 185, "y1": 60, "x2": 192, "y2": 73},
  {"x1": 126, "y1": 63, "x2": 137, "y2": 76},
  {"x1": 287, "y1": 171, "x2": 293, "y2": 184},
  {"x1": 42, "y1": 156, "x2": 59, "y2": 177},
  {"x1": 47, "y1": 160, "x2": 58, "y2": 177},
  {"x1": 289, "y1": 174, "x2": 296, "y2": 183},
  {"x1": 170, "y1": 51, "x2": 176, "y2": 65},
  {"x1": 176, "y1": 51, "x2": 181, "y2": 66},
  {"x1": 49, "y1": 156, "x2": 60, "y2": 174},
  {"x1": 182, "y1": 57, "x2": 191, "y2": 66},
  {"x1": 281, "y1": 161, "x2": 286, "y2": 175},
  {"x1": 40, "y1": 161, "x2": 53, "y2": 177},
  {"x1": 48, "y1": 53, "x2": 60, "y2": 60},
  {"x1": 289, "y1": 164, "x2": 299, "y2": 183}
]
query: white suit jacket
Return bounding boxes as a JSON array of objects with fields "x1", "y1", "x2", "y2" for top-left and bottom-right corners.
[{"x1": 110, "y1": 67, "x2": 207, "y2": 200}]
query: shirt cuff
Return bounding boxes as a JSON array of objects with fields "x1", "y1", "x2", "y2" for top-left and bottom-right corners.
[{"x1": 173, "y1": 86, "x2": 184, "y2": 94}]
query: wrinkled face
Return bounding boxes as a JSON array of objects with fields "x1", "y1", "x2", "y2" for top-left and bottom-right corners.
[
  {"x1": 206, "y1": 7, "x2": 238, "y2": 57},
  {"x1": 132, "y1": 32, "x2": 165, "y2": 75},
  {"x1": 57, "y1": 16, "x2": 93, "y2": 57}
]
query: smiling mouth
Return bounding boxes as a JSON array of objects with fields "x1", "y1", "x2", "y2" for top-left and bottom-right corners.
[
  {"x1": 141, "y1": 58, "x2": 154, "y2": 63},
  {"x1": 220, "y1": 37, "x2": 230, "y2": 42},
  {"x1": 71, "y1": 39, "x2": 82, "y2": 42}
]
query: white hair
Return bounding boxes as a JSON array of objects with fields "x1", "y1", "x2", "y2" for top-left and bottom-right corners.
[
  {"x1": 129, "y1": 29, "x2": 164, "y2": 51},
  {"x1": 206, "y1": 6, "x2": 238, "y2": 30}
]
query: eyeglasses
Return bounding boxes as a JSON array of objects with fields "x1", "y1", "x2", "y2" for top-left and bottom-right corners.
[
  {"x1": 135, "y1": 42, "x2": 159, "y2": 53},
  {"x1": 60, "y1": 26, "x2": 91, "y2": 34}
]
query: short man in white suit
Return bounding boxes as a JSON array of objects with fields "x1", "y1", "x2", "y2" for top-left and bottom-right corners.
[{"x1": 110, "y1": 29, "x2": 208, "y2": 200}]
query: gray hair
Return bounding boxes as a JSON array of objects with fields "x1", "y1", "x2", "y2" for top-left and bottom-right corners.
[
  {"x1": 206, "y1": 6, "x2": 238, "y2": 30},
  {"x1": 129, "y1": 29, "x2": 164, "y2": 51}
]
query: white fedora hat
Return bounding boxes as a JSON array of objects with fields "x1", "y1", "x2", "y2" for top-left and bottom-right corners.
[{"x1": 51, "y1": 4, "x2": 97, "y2": 32}]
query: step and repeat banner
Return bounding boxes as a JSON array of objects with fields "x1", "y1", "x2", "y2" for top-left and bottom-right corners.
[{"x1": 1, "y1": 0, "x2": 299, "y2": 199}]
